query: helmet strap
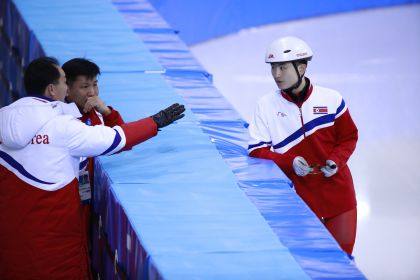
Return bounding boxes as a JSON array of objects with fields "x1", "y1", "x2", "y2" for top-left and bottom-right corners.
[
  {"x1": 284, "y1": 62, "x2": 309, "y2": 103},
  {"x1": 284, "y1": 61, "x2": 303, "y2": 94}
]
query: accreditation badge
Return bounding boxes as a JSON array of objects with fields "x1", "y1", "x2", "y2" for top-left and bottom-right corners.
[{"x1": 78, "y1": 169, "x2": 91, "y2": 204}]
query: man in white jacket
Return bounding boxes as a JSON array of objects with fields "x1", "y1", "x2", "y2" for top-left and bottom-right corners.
[{"x1": 0, "y1": 57, "x2": 185, "y2": 279}]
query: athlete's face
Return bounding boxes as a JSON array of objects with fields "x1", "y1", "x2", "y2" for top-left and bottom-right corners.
[
  {"x1": 271, "y1": 62, "x2": 299, "y2": 90},
  {"x1": 67, "y1": 76, "x2": 98, "y2": 110}
]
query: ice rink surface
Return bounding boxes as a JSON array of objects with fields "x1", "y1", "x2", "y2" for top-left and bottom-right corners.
[{"x1": 191, "y1": 4, "x2": 420, "y2": 279}]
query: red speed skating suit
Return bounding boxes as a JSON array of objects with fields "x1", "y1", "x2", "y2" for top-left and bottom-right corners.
[
  {"x1": 0, "y1": 96, "x2": 157, "y2": 279},
  {"x1": 78, "y1": 108, "x2": 124, "y2": 230},
  {"x1": 248, "y1": 80, "x2": 358, "y2": 218},
  {"x1": 79, "y1": 107, "x2": 125, "y2": 193},
  {"x1": 78, "y1": 107, "x2": 125, "y2": 275}
]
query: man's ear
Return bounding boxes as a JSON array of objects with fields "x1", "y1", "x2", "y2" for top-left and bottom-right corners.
[
  {"x1": 45, "y1": 84, "x2": 55, "y2": 99},
  {"x1": 297, "y1": 63, "x2": 307, "y2": 76}
]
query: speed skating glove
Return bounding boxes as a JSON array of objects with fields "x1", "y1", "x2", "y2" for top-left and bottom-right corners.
[
  {"x1": 293, "y1": 156, "x2": 313, "y2": 176},
  {"x1": 152, "y1": 103, "x2": 185, "y2": 128},
  {"x1": 320, "y1": 160, "x2": 338, "y2": 177}
]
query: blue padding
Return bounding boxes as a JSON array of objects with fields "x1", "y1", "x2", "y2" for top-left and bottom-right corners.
[
  {"x1": 197, "y1": 120, "x2": 293, "y2": 184},
  {"x1": 97, "y1": 73, "x2": 178, "y2": 101},
  {"x1": 113, "y1": 183, "x2": 287, "y2": 253},
  {"x1": 112, "y1": 0, "x2": 173, "y2": 30},
  {"x1": 133, "y1": 31, "x2": 205, "y2": 71},
  {"x1": 88, "y1": 48, "x2": 309, "y2": 277},
  {"x1": 239, "y1": 180, "x2": 365, "y2": 279},
  {"x1": 98, "y1": 122, "x2": 237, "y2": 185},
  {"x1": 163, "y1": 71, "x2": 243, "y2": 122},
  {"x1": 148, "y1": 250, "x2": 308, "y2": 280},
  {"x1": 29, "y1": 29, "x2": 162, "y2": 72},
  {"x1": 2, "y1": 1, "x2": 15, "y2": 45},
  {"x1": 13, "y1": 0, "x2": 133, "y2": 30},
  {"x1": 27, "y1": 31, "x2": 45, "y2": 64},
  {"x1": 2, "y1": 0, "x2": 29, "y2": 59},
  {"x1": 124, "y1": 28, "x2": 203, "y2": 71},
  {"x1": 13, "y1": 0, "x2": 162, "y2": 72},
  {"x1": 97, "y1": 72, "x2": 192, "y2": 120},
  {"x1": 121, "y1": 8, "x2": 365, "y2": 276},
  {"x1": 94, "y1": 161, "x2": 310, "y2": 279},
  {"x1": 159, "y1": 71, "x2": 292, "y2": 184},
  {"x1": 0, "y1": 0, "x2": 4, "y2": 21},
  {"x1": 114, "y1": 0, "x2": 212, "y2": 73},
  {"x1": 1, "y1": 0, "x2": 40, "y2": 99},
  {"x1": 199, "y1": 121, "x2": 249, "y2": 158}
]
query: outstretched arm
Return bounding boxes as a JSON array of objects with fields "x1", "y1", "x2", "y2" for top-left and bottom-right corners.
[{"x1": 67, "y1": 103, "x2": 185, "y2": 157}]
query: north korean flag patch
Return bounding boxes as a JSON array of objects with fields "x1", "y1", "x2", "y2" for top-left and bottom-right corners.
[{"x1": 313, "y1": 106, "x2": 328, "y2": 114}]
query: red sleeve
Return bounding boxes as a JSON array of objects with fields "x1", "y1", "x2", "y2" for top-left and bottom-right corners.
[
  {"x1": 250, "y1": 147, "x2": 295, "y2": 177},
  {"x1": 120, "y1": 117, "x2": 158, "y2": 150},
  {"x1": 103, "y1": 106, "x2": 125, "y2": 127},
  {"x1": 329, "y1": 109, "x2": 358, "y2": 168}
]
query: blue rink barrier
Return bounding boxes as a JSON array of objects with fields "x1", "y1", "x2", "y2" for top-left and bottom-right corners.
[
  {"x1": 115, "y1": 1, "x2": 366, "y2": 279},
  {"x1": 6, "y1": 0, "x2": 367, "y2": 279},
  {"x1": 0, "y1": 0, "x2": 45, "y2": 105},
  {"x1": 92, "y1": 70, "x2": 308, "y2": 279}
]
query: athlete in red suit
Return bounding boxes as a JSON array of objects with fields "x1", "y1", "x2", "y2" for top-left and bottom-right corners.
[{"x1": 248, "y1": 37, "x2": 358, "y2": 255}]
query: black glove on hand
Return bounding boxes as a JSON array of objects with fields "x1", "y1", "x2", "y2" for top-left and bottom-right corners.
[{"x1": 152, "y1": 103, "x2": 185, "y2": 128}]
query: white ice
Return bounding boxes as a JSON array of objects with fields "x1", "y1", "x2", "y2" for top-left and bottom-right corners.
[{"x1": 191, "y1": 5, "x2": 420, "y2": 280}]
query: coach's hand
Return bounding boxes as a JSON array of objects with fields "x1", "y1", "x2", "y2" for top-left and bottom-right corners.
[{"x1": 152, "y1": 103, "x2": 185, "y2": 128}]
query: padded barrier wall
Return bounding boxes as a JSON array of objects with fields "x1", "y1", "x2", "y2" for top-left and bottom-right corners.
[
  {"x1": 4, "y1": 0, "x2": 366, "y2": 279},
  {"x1": 114, "y1": 1, "x2": 366, "y2": 279},
  {"x1": 0, "y1": 0, "x2": 44, "y2": 106}
]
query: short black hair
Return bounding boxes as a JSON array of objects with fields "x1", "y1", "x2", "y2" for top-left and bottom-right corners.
[
  {"x1": 296, "y1": 59, "x2": 309, "y2": 65},
  {"x1": 24, "y1": 57, "x2": 60, "y2": 95},
  {"x1": 62, "y1": 58, "x2": 101, "y2": 86}
]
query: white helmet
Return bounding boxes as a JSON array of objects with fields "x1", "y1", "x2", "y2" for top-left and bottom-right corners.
[{"x1": 265, "y1": 36, "x2": 313, "y2": 63}]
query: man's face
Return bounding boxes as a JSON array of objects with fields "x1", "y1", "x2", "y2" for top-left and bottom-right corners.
[
  {"x1": 271, "y1": 62, "x2": 299, "y2": 90},
  {"x1": 67, "y1": 76, "x2": 98, "y2": 110},
  {"x1": 53, "y1": 67, "x2": 68, "y2": 102}
]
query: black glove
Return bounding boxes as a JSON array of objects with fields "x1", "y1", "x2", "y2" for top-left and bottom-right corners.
[{"x1": 151, "y1": 103, "x2": 185, "y2": 128}]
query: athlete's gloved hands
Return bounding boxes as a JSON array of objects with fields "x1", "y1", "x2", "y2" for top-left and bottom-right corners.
[
  {"x1": 320, "y1": 160, "x2": 338, "y2": 177},
  {"x1": 152, "y1": 103, "x2": 185, "y2": 128},
  {"x1": 293, "y1": 156, "x2": 313, "y2": 176}
]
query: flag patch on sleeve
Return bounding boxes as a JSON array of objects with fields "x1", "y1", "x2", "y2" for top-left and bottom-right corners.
[{"x1": 313, "y1": 106, "x2": 328, "y2": 114}]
